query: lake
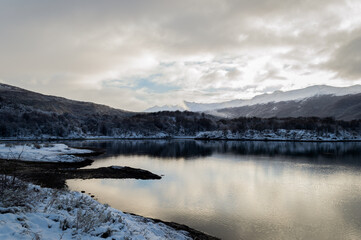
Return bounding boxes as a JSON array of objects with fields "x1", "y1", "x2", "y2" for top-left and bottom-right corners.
[{"x1": 67, "y1": 140, "x2": 361, "y2": 240}]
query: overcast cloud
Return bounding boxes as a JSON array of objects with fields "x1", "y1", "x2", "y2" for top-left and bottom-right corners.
[{"x1": 0, "y1": 0, "x2": 361, "y2": 111}]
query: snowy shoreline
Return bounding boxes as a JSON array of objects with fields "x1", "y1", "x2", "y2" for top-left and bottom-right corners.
[
  {"x1": 1, "y1": 128, "x2": 361, "y2": 142},
  {"x1": 0, "y1": 143, "x2": 161, "y2": 189},
  {"x1": 0, "y1": 143, "x2": 93, "y2": 163},
  {"x1": 0, "y1": 144, "x2": 218, "y2": 239},
  {"x1": 0, "y1": 177, "x2": 196, "y2": 240}
]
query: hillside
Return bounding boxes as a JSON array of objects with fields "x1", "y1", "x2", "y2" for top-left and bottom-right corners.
[
  {"x1": 0, "y1": 83, "x2": 134, "y2": 137},
  {"x1": 0, "y1": 83, "x2": 131, "y2": 117}
]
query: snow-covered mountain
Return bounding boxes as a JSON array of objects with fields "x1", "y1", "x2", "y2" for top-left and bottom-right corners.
[{"x1": 144, "y1": 85, "x2": 361, "y2": 112}]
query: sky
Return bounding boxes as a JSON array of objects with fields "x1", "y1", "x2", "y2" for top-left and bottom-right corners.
[{"x1": 1, "y1": 0, "x2": 361, "y2": 111}]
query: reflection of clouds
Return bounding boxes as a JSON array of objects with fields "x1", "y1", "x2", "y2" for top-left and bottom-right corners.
[{"x1": 68, "y1": 154, "x2": 361, "y2": 240}]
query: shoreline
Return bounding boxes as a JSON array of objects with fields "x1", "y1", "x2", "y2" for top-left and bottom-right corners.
[
  {"x1": 0, "y1": 146, "x2": 161, "y2": 189},
  {"x1": 0, "y1": 144, "x2": 219, "y2": 239},
  {"x1": 0, "y1": 177, "x2": 210, "y2": 240},
  {"x1": 0, "y1": 174, "x2": 219, "y2": 240},
  {"x1": 125, "y1": 212, "x2": 220, "y2": 240},
  {"x1": 1, "y1": 136, "x2": 361, "y2": 143}
]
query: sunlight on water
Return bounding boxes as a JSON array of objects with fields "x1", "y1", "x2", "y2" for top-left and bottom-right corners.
[{"x1": 67, "y1": 140, "x2": 361, "y2": 240}]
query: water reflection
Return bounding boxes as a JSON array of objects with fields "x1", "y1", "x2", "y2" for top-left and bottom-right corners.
[
  {"x1": 67, "y1": 140, "x2": 361, "y2": 240},
  {"x1": 68, "y1": 140, "x2": 361, "y2": 165}
]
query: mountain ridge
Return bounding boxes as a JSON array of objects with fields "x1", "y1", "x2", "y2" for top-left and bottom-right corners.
[{"x1": 211, "y1": 93, "x2": 361, "y2": 121}]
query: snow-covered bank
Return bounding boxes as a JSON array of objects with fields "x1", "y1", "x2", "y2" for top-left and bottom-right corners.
[
  {"x1": 195, "y1": 129, "x2": 361, "y2": 141},
  {"x1": 0, "y1": 177, "x2": 191, "y2": 240},
  {"x1": 1, "y1": 128, "x2": 361, "y2": 142},
  {"x1": 0, "y1": 132, "x2": 171, "y2": 141},
  {"x1": 0, "y1": 143, "x2": 92, "y2": 162}
]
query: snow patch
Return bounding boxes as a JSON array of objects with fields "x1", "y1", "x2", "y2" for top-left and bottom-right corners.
[{"x1": 0, "y1": 143, "x2": 92, "y2": 162}]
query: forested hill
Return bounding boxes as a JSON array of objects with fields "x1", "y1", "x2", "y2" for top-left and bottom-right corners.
[
  {"x1": 0, "y1": 83, "x2": 360, "y2": 140},
  {"x1": 0, "y1": 83, "x2": 132, "y2": 137}
]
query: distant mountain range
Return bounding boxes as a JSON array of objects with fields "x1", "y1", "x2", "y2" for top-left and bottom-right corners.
[
  {"x1": 145, "y1": 85, "x2": 361, "y2": 114},
  {"x1": 2, "y1": 83, "x2": 361, "y2": 122}
]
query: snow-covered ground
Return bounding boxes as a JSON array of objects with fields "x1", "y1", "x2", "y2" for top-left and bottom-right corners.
[
  {"x1": 0, "y1": 177, "x2": 191, "y2": 240},
  {"x1": 0, "y1": 132, "x2": 173, "y2": 141},
  {"x1": 0, "y1": 143, "x2": 92, "y2": 162},
  {"x1": 195, "y1": 129, "x2": 361, "y2": 141},
  {"x1": 1, "y1": 128, "x2": 361, "y2": 141}
]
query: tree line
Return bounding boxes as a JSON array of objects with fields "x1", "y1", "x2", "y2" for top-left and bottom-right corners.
[{"x1": 1, "y1": 102, "x2": 361, "y2": 138}]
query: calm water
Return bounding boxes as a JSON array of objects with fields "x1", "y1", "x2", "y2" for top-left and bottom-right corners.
[{"x1": 67, "y1": 140, "x2": 361, "y2": 240}]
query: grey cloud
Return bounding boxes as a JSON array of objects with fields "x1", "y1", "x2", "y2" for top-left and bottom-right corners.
[
  {"x1": 325, "y1": 31, "x2": 361, "y2": 80},
  {"x1": 226, "y1": 68, "x2": 243, "y2": 80},
  {"x1": 0, "y1": 0, "x2": 346, "y2": 59}
]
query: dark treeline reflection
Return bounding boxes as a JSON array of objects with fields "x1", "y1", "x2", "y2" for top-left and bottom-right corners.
[
  {"x1": 69, "y1": 140, "x2": 213, "y2": 159},
  {"x1": 68, "y1": 140, "x2": 361, "y2": 165}
]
